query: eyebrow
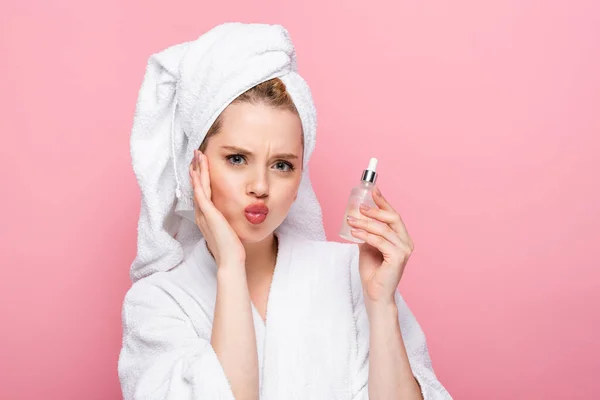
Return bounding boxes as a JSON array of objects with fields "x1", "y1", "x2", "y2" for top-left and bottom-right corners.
[{"x1": 220, "y1": 145, "x2": 299, "y2": 160}]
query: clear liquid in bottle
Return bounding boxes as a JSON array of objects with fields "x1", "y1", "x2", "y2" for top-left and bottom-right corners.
[{"x1": 339, "y1": 158, "x2": 379, "y2": 243}]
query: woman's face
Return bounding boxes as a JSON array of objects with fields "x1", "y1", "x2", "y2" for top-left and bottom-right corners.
[{"x1": 202, "y1": 102, "x2": 304, "y2": 244}]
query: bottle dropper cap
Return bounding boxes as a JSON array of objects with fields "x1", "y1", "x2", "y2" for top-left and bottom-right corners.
[
  {"x1": 367, "y1": 158, "x2": 378, "y2": 172},
  {"x1": 361, "y1": 157, "x2": 378, "y2": 183}
]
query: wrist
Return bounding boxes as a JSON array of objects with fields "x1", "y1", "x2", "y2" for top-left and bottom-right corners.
[
  {"x1": 365, "y1": 295, "x2": 398, "y2": 320},
  {"x1": 217, "y1": 262, "x2": 247, "y2": 281},
  {"x1": 363, "y1": 287, "x2": 395, "y2": 306}
]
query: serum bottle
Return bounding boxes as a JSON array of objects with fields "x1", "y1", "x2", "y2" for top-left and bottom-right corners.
[{"x1": 339, "y1": 157, "x2": 378, "y2": 243}]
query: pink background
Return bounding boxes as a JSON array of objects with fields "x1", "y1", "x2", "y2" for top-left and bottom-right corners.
[{"x1": 1, "y1": 0, "x2": 599, "y2": 399}]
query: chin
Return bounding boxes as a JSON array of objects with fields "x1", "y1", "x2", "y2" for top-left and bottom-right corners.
[{"x1": 233, "y1": 221, "x2": 277, "y2": 244}]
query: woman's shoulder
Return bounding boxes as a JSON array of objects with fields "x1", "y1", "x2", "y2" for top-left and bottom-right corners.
[
  {"x1": 121, "y1": 270, "x2": 184, "y2": 310},
  {"x1": 121, "y1": 263, "x2": 217, "y2": 336},
  {"x1": 122, "y1": 243, "x2": 215, "y2": 313}
]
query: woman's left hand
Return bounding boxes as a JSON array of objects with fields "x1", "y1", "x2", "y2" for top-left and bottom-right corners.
[{"x1": 347, "y1": 187, "x2": 414, "y2": 306}]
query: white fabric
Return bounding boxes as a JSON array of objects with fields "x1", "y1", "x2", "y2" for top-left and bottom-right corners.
[
  {"x1": 118, "y1": 231, "x2": 452, "y2": 399},
  {"x1": 129, "y1": 22, "x2": 326, "y2": 282}
]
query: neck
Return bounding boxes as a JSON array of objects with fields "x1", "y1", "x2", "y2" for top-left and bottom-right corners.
[{"x1": 243, "y1": 233, "x2": 278, "y2": 278}]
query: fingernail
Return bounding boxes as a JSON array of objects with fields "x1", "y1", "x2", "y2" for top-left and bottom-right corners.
[
  {"x1": 359, "y1": 204, "x2": 370, "y2": 212},
  {"x1": 346, "y1": 215, "x2": 357, "y2": 222},
  {"x1": 375, "y1": 187, "x2": 381, "y2": 196}
]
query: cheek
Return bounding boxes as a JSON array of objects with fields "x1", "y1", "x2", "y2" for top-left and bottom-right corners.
[
  {"x1": 272, "y1": 178, "x2": 301, "y2": 209},
  {"x1": 208, "y1": 168, "x2": 240, "y2": 214}
]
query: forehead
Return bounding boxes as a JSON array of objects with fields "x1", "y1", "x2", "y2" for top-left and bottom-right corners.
[{"x1": 213, "y1": 102, "x2": 303, "y2": 150}]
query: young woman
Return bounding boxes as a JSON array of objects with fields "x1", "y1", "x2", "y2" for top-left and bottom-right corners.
[{"x1": 119, "y1": 23, "x2": 451, "y2": 400}]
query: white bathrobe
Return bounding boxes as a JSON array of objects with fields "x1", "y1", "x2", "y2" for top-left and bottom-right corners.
[{"x1": 118, "y1": 231, "x2": 451, "y2": 399}]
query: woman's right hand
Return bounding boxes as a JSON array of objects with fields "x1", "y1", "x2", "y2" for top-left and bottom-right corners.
[{"x1": 189, "y1": 149, "x2": 246, "y2": 268}]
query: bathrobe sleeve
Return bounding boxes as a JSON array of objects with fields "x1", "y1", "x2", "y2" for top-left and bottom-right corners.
[
  {"x1": 118, "y1": 278, "x2": 235, "y2": 400},
  {"x1": 349, "y1": 250, "x2": 452, "y2": 400}
]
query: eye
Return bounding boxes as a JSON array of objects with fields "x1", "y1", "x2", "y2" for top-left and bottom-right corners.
[
  {"x1": 273, "y1": 161, "x2": 294, "y2": 172},
  {"x1": 226, "y1": 154, "x2": 247, "y2": 165}
]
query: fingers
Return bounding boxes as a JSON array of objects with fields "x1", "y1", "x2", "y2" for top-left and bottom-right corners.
[
  {"x1": 189, "y1": 151, "x2": 209, "y2": 209},
  {"x1": 198, "y1": 150, "x2": 212, "y2": 200},
  {"x1": 191, "y1": 150, "x2": 212, "y2": 199},
  {"x1": 350, "y1": 225, "x2": 413, "y2": 265},
  {"x1": 358, "y1": 204, "x2": 400, "y2": 228},
  {"x1": 368, "y1": 189, "x2": 413, "y2": 249},
  {"x1": 371, "y1": 186, "x2": 396, "y2": 213},
  {"x1": 350, "y1": 228, "x2": 398, "y2": 259},
  {"x1": 347, "y1": 214, "x2": 403, "y2": 247}
]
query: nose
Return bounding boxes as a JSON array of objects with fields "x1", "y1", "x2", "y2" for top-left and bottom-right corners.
[{"x1": 246, "y1": 167, "x2": 269, "y2": 199}]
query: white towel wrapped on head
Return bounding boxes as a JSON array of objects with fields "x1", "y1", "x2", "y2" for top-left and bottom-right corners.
[{"x1": 129, "y1": 22, "x2": 327, "y2": 282}]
